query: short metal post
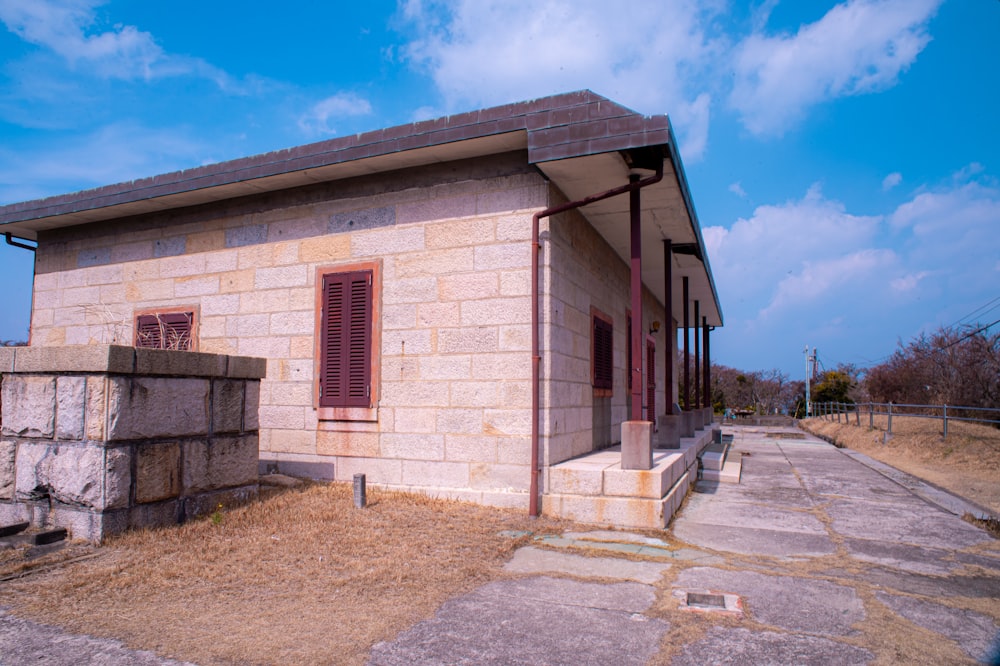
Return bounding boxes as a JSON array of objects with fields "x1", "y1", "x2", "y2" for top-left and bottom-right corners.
[
  {"x1": 943, "y1": 404, "x2": 948, "y2": 439},
  {"x1": 888, "y1": 402, "x2": 893, "y2": 434},
  {"x1": 837, "y1": 404, "x2": 841, "y2": 423},
  {"x1": 869, "y1": 403, "x2": 874, "y2": 429},
  {"x1": 353, "y1": 473, "x2": 367, "y2": 508},
  {"x1": 855, "y1": 405, "x2": 860, "y2": 426}
]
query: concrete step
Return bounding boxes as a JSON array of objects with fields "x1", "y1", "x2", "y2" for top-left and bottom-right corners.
[
  {"x1": 702, "y1": 459, "x2": 742, "y2": 484},
  {"x1": 700, "y1": 441, "x2": 729, "y2": 472}
]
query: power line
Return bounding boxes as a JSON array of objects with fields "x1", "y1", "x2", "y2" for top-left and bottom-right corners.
[{"x1": 951, "y1": 294, "x2": 1000, "y2": 328}]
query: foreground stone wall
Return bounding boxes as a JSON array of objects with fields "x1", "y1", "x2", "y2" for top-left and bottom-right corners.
[{"x1": 0, "y1": 345, "x2": 264, "y2": 543}]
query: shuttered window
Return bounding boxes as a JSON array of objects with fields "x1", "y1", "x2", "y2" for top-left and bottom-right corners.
[
  {"x1": 320, "y1": 270, "x2": 373, "y2": 408},
  {"x1": 135, "y1": 312, "x2": 194, "y2": 350},
  {"x1": 592, "y1": 315, "x2": 613, "y2": 391}
]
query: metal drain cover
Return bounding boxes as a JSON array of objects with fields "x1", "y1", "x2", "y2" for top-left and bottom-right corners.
[
  {"x1": 674, "y1": 589, "x2": 744, "y2": 616},
  {"x1": 686, "y1": 593, "x2": 726, "y2": 608}
]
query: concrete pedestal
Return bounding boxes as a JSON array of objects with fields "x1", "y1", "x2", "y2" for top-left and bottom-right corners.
[
  {"x1": 680, "y1": 411, "x2": 696, "y2": 438},
  {"x1": 621, "y1": 421, "x2": 653, "y2": 470},
  {"x1": 654, "y1": 415, "x2": 681, "y2": 449}
]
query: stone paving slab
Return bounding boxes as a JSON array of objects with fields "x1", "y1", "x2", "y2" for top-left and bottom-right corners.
[
  {"x1": 676, "y1": 496, "x2": 828, "y2": 535},
  {"x1": 841, "y1": 449, "x2": 997, "y2": 519},
  {"x1": 0, "y1": 609, "x2": 193, "y2": 665},
  {"x1": 503, "y1": 546, "x2": 670, "y2": 584},
  {"x1": 843, "y1": 537, "x2": 962, "y2": 575},
  {"x1": 367, "y1": 577, "x2": 669, "y2": 666},
  {"x1": 875, "y1": 591, "x2": 1000, "y2": 663},
  {"x1": 673, "y1": 567, "x2": 865, "y2": 636},
  {"x1": 671, "y1": 522, "x2": 837, "y2": 559},
  {"x1": 825, "y1": 498, "x2": 991, "y2": 550},
  {"x1": 667, "y1": 626, "x2": 874, "y2": 666}
]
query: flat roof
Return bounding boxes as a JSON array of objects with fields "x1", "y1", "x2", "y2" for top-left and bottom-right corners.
[{"x1": 0, "y1": 90, "x2": 722, "y2": 325}]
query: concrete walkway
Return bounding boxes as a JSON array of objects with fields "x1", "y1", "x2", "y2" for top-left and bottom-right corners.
[
  {"x1": 370, "y1": 425, "x2": 1000, "y2": 665},
  {"x1": 2, "y1": 425, "x2": 999, "y2": 664}
]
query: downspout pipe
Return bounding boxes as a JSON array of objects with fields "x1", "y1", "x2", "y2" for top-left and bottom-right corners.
[
  {"x1": 5, "y1": 233, "x2": 37, "y2": 252},
  {"x1": 529, "y1": 163, "x2": 663, "y2": 517}
]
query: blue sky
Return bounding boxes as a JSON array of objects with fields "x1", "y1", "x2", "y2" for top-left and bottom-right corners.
[{"x1": 0, "y1": 0, "x2": 998, "y2": 378}]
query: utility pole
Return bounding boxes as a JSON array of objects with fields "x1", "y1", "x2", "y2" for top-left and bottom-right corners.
[{"x1": 804, "y1": 345, "x2": 814, "y2": 417}]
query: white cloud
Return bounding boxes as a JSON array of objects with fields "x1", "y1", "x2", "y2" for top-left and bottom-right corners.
[
  {"x1": 728, "y1": 181, "x2": 747, "y2": 198},
  {"x1": 0, "y1": 0, "x2": 236, "y2": 86},
  {"x1": 730, "y1": 0, "x2": 942, "y2": 136},
  {"x1": 890, "y1": 271, "x2": 930, "y2": 293},
  {"x1": 298, "y1": 93, "x2": 374, "y2": 136},
  {"x1": 399, "y1": 0, "x2": 725, "y2": 161},
  {"x1": 882, "y1": 172, "x2": 902, "y2": 191},
  {"x1": 707, "y1": 168, "x2": 1000, "y2": 372},
  {"x1": 759, "y1": 248, "x2": 895, "y2": 318},
  {"x1": 704, "y1": 183, "x2": 883, "y2": 307},
  {"x1": 0, "y1": 122, "x2": 204, "y2": 203}
]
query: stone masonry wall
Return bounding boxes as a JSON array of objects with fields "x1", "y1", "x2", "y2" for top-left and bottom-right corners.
[
  {"x1": 0, "y1": 345, "x2": 264, "y2": 543},
  {"x1": 28, "y1": 152, "x2": 544, "y2": 508},
  {"x1": 542, "y1": 205, "x2": 670, "y2": 466}
]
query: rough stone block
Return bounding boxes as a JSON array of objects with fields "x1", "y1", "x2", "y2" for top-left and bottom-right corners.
[
  {"x1": 107, "y1": 377, "x2": 210, "y2": 440},
  {"x1": 183, "y1": 435, "x2": 259, "y2": 492},
  {"x1": 104, "y1": 447, "x2": 132, "y2": 510},
  {"x1": 134, "y1": 349, "x2": 228, "y2": 377},
  {"x1": 0, "y1": 439, "x2": 15, "y2": 499},
  {"x1": 0, "y1": 347, "x2": 14, "y2": 373},
  {"x1": 226, "y1": 355, "x2": 267, "y2": 379},
  {"x1": 244, "y1": 381, "x2": 261, "y2": 430},
  {"x1": 12, "y1": 345, "x2": 135, "y2": 374},
  {"x1": 13, "y1": 442, "x2": 108, "y2": 508},
  {"x1": 182, "y1": 485, "x2": 258, "y2": 520},
  {"x1": 55, "y1": 376, "x2": 86, "y2": 440},
  {"x1": 85, "y1": 376, "x2": 107, "y2": 440},
  {"x1": 135, "y1": 442, "x2": 181, "y2": 503},
  {"x1": 212, "y1": 379, "x2": 245, "y2": 434},
  {"x1": 622, "y1": 421, "x2": 653, "y2": 471},
  {"x1": 128, "y1": 499, "x2": 181, "y2": 530},
  {"x1": 2, "y1": 375, "x2": 56, "y2": 438}
]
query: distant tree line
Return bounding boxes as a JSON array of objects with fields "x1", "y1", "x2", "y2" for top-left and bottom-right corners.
[
  {"x1": 702, "y1": 322, "x2": 999, "y2": 420},
  {"x1": 865, "y1": 323, "x2": 1000, "y2": 412}
]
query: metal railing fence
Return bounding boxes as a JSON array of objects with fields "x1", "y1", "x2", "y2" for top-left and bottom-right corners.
[{"x1": 810, "y1": 401, "x2": 1000, "y2": 438}]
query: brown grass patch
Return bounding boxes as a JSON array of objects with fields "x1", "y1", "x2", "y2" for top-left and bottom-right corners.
[
  {"x1": 801, "y1": 415, "x2": 1000, "y2": 516},
  {"x1": 2, "y1": 483, "x2": 564, "y2": 665}
]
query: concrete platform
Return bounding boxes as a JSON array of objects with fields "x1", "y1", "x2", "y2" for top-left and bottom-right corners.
[{"x1": 542, "y1": 425, "x2": 715, "y2": 528}]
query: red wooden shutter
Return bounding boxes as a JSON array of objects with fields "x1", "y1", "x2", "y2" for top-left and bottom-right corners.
[
  {"x1": 321, "y1": 271, "x2": 372, "y2": 407},
  {"x1": 136, "y1": 313, "x2": 192, "y2": 350},
  {"x1": 592, "y1": 316, "x2": 613, "y2": 390},
  {"x1": 646, "y1": 338, "x2": 656, "y2": 421}
]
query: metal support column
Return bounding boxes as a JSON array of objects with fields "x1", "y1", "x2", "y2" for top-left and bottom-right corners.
[
  {"x1": 682, "y1": 276, "x2": 690, "y2": 410},
  {"x1": 629, "y1": 175, "x2": 643, "y2": 422}
]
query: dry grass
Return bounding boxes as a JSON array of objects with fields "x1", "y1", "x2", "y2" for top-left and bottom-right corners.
[
  {"x1": 801, "y1": 415, "x2": 1000, "y2": 515},
  {"x1": 2, "y1": 483, "x2": 564, "y2": 666}
]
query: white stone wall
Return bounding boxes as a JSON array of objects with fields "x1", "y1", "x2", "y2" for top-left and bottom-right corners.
[{"x1": 29, "y1": 155, "x2": 545, "y2": 507}]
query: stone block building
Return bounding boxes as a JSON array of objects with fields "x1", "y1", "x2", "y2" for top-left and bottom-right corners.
[{"x1": 0, "y1": 91, "x2": 723, "y2": 527}]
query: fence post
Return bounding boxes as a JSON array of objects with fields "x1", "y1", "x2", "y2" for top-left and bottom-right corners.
[
  {"x1": 837, "y1": 403, "x2": 841, "y2": 423},
  {"x1": 869, "y1": 402, "x2": 873, "y2": 429},
  {"x1": 943, "y1": 404, "x2": 948, "y2": 439},
  {"x1": 888, "y1": 402, "x2": 893, "y2": 434},
  {"x1": 855, "y1": 404, "x2": 860, "y2": 426}
]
